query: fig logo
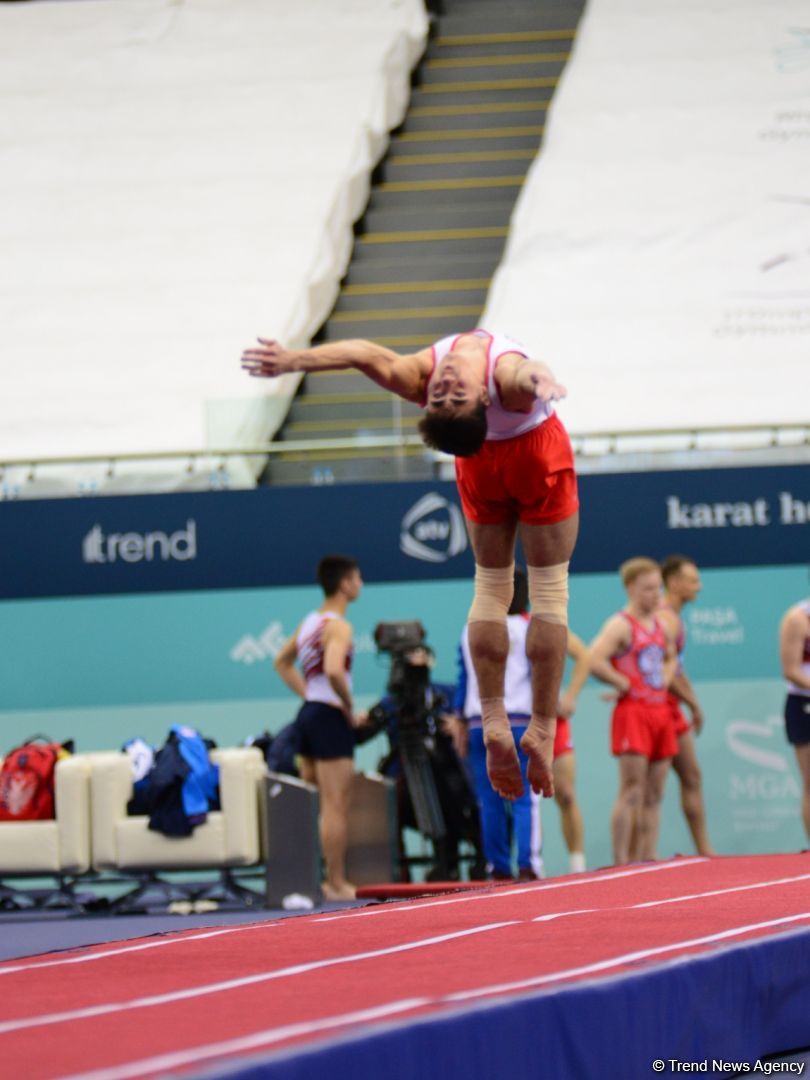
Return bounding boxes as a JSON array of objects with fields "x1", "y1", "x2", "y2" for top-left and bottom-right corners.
[
  {"x1": 400, "y1": 493, "x2": 468, "y2": 564},
  {"x1": 83, "y1": 520, "x2": 197, "y2": 564},
  {"x1": 230, "y1": 622, "x2": 286, "y2": 665},
  {"x1": 726, "y1": 716, "x2": 788, "y2": 771}
]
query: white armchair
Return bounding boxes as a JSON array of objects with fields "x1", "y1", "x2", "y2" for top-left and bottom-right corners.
[
  {"x1": 0, "y1": 753, "x2": 92, "y2": 910},
  {"x1": 89, "y1": 746, "x2": 266, "y2": 909}
]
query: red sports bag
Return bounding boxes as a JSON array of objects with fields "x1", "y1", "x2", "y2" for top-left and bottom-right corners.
[{"x1": 0, "y1": 738, "x2": 63, "y2": 821}]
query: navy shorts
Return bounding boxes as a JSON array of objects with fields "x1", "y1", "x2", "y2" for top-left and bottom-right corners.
[
  {"x1": 785, "y1": 694, "x2": 810, "y2": 746},
  {"x1": 295, "y1": 700, "x2": 355, "y2": 761}
]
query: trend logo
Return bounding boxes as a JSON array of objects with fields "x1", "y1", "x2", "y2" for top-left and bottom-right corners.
[
  {"x1": 726, "y1": 716, "x2": 788, "y2": 771},
  {"x1": 399, "y1": 493, "x2": 468, "y2": 564},
  {"x1": 230, "y1": 621, "x2": 286, "y2": 665},
  {"x1": 83, "y1": 520, "x2": 197, "y2": 564}
]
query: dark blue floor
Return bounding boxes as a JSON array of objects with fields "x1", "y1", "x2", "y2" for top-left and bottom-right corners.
[{"x1": 0, "y1": 900, "x2": 360, "y2": 962}]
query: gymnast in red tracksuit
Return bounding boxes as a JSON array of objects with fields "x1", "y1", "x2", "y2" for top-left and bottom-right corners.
[{"x1": 589, "y1": 557, "x2": 677, "y2": 865}]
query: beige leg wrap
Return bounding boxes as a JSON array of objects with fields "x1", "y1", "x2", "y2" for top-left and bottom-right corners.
[
  {"x1": 528, "y1": 562, "x2": 569, "y2": 626},
  {"x1": 468, "y1": 563, "x2": 515, "y2": 623}
]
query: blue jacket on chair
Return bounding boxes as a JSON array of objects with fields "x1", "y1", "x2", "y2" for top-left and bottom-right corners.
[{"x1": 144, "y1": 725, "x2": 220, "y2": 838}]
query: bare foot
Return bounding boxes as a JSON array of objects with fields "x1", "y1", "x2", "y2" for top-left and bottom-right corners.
[
  {"x1": 520, "y1": 717, "x2": 556, "y2": 797},
  {"x1": 322, "y1": 880, "x2": 356, "y2": 902},
  {"x1": 482, "y1": 712, "x2": 524, "y2": 800}
]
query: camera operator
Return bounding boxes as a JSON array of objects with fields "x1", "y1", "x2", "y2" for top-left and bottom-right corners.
[{"x1": 362, "y1": 625, "x2": 485, "y2": 882}]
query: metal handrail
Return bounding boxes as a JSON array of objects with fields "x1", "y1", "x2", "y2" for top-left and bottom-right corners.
[{"x1": 0, "y1": 421, "x2": 807, "y2": 473}]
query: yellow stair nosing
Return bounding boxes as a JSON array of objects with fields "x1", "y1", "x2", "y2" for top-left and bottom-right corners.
[
  {"x1": 397, "y1": 125, "x2": 543, "y2": 142},
  {"x1": 342, "y1": 278, "x2": 491, "y2": 296},
  {"x1": 306, "y1": 368, "x2": 416, "y2": 378},
  {"x1": 409, "y1": 100, "x2": 550, "y2": 117},
  {"x1": 305, "y1": 336, "x2": 439, "y2": 350},
  {"x1": 298, "y1": 392, "x2": 393, "y2": 405},
  {"x1": 435, "y1": 30, "x2": 576, "y2": 46},
  {"x1": 378, "y1": 176, "x2": 524, "y2": 193},
  {"x1": 280, "y1": 445, "x2": 425, "y2": 464},
  {"x1": 359, "y1": 226, "x2": 508, "y2": 245},
  {"x1": 426, "y1": 52, "x2": 570, "y2": 69},
  {"x1": 287, "y1": 417, "x2": 421, "y2": 433},
  {"x1": 388, "y1": 149, "x2": 535, "y2": 165},
  {"x1": 417, "y1": 77, "x2": 559, "y2": 93},
  {"x1": 375, "y1": 336, "x2": 444, "y2": 347},
  {"x1": 331, "y1": 305, "x2": 482, "y2": 323}
]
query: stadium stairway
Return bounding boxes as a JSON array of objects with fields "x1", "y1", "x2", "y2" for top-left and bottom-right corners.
[{"x1": 263, "y1": 0, "x2": 586, "y2": 487}]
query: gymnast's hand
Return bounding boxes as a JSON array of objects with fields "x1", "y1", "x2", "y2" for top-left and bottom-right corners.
[
  {"x1": 600, "y1": 676, "x2": 631, "y2": 703},
  {"x1": 526, "y1": 365, "x2": 567, "y2": 403},
  {"x1": 690, "y1": 703, "x2": 705, "y2": 735},
  {"x1": 241, "y1": 338, "x2": 297, "y2": 378},
  {"x1": 558, "y1": 689, "x2": 578, "y2": 718},
  {"x1": 514, "y1": 358, "x2": 567, "y2": 404}
]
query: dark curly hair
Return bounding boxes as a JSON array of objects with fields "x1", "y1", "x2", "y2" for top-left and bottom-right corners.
[
  {"x1": 418, "y1": 402, "x2": 487, "y2": 457},
  {"x1": 317, "y1": 554, "x2": 359, "y2": 597}
]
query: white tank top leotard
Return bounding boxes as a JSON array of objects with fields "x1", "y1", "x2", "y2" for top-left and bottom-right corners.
[
  {"x1": 296, "y1": 610, "x2": 353, "y2": 709},
  {"x1": 428, "y1": 328, "x2": 553, "y2": 441}
]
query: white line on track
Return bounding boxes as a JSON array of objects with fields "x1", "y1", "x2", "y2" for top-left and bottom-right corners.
[
  {"x1": 0, "y1": 923, "x2": 275, "y2": 978},
  {"x1": 58, "y1": 999, "x2": 432, "y2": 1080},
  {"x1": 528, "y1": 871, "x2": 810, "y2": 926},
  {"x1": 4, "y1": 866, "x2": 808, "y2": 1040},
  {"x1": 445, "y1": 910, "x2": 810, "y2": 1004},
  {"x1": 0, "y1": 922, "x2": 517, "y2": 1036},
  {"x1": 314, "y1": 857, "x2": 709, "y2": 922},
  {"x1": 54, "y1": 910, "x2": 810, "y2": 1080},
  {"x1": 0, "y1": 857, "x2": 707, "y2": 978},
  {"x1": 631, "y1": 871, "x2": 810, "y2": 910}
]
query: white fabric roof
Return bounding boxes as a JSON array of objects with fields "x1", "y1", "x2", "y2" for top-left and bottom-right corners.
[
  {"x1": 0, "y1": 0, "x2": 426, "y2": 474},
  {"x1": 484, "y1": 0, "x2": 810, "y2": 436}
]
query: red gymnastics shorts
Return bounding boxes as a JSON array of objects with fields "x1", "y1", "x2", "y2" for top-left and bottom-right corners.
[
  {"x1": 553, "y1": 715, "x2": 574, "y2": 759},
  {"x1": 667, "y1": 693, "x2": 691, "y2": 738},
  {"x1": 611, "y1": 699, "x2": 678, "y2": 762},
  {"x1": 454, "y1": 412, "x2": 579, "y2": 526}
]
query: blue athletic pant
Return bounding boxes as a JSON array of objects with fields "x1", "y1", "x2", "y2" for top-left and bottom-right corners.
[{"x1": 468, "y1": 725, "x2": 543, "y2": 878}]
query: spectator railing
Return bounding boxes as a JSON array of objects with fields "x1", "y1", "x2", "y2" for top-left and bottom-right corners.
[{"x1": 0, "y1": 421, "x2": 808, "y2": 498}]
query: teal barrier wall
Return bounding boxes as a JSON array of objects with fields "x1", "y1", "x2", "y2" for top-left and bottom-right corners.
[{"x1": 2, "y1": 564, "x2": 806, "y2": 875}]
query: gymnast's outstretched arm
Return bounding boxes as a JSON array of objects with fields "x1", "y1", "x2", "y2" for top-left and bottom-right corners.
[
  {"x1": 494, "y1": 352, "x2": 567, "y2": 410},
  {"x1": 241, "y1": 336, "x2": 432, "y2": 404}
]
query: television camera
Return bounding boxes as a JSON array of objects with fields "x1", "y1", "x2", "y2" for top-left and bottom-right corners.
[
  {"x1": 369, "y1": 622, "x2": 484, "y2": 880},
  {"x1": 368, "y1": 621, "x2": 446, "y2": 842}
]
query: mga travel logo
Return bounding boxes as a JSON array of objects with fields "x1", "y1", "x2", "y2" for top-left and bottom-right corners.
[
  {"x1": 726, "y1": 716, "x2": 788, "y2": 772},
  {"x1": 726, "y1": 716, "x2": 800, "y2": 836}
]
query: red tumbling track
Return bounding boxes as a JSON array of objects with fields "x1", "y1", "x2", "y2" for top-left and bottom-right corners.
[{"x1": 3, "y1": 853, "x2": 810, "y2": 1080}]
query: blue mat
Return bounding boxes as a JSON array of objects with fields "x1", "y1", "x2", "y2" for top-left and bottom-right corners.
[{"x1": 188, "y1": 925, "x2": 810, "y2": 1080}]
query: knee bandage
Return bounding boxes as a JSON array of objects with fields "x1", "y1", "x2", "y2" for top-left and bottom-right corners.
[
  {"x1": 528, "y1": 562, "x2": 569, "y2": 626},
  {"x1": 468, "y1": 563, "x2": 514, "y2": 623}
]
